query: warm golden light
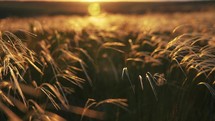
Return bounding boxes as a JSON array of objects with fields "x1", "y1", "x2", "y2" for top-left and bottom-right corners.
[
  {"x1": 88, "y1": 3, "x2": 101, "y2": 16},
  {"x1": 78, "y1": 0, "x2": 150, "y2": 2},
  {"x1": 82, "y1": 0, "x2": 101, "y2": 2}
]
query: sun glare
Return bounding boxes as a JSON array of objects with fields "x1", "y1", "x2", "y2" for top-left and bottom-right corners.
[
  {"x1": 88, "y1": 3, "x2": 101, "y2": 16},
  {"x1": 82, "y1": 0, "x2": 101, "y2": 2}
]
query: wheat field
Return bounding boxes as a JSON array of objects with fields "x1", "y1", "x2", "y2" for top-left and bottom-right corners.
[{"x1": 0, "y1": 10, "x2": 215, "y2": 121}]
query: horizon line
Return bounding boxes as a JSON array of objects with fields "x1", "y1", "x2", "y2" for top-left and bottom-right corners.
[{"x1": 0, "y1": 0, "x2": 208, "y2": 2}]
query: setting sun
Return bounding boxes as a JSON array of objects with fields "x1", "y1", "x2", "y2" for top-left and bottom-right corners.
[{"x1": 88, "y1": 3, "x2": 101, "y2": 16}]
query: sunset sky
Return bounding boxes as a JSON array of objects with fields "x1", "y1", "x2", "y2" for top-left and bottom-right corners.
[
  {"x1": 7, "y1": 0, "x2": 203, "y2": 1},
  {"x1": 73, "y1": 0, "x2": 193, "y2": 1}
]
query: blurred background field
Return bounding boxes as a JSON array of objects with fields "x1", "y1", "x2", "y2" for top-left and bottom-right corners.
[{"x1": 0, "y1": 1, "x2": 215, "y2": 17}]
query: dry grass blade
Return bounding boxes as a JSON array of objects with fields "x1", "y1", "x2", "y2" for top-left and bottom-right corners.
[
  {"x1": 172, "y1": 24, "x2": 190, "y2": 33},
  {"x1": 146, "y1": 72, "x2": 158, "y2": 101},
  {"x1": 102, "y1": 42, "x2": 125, "y2": 47},
  {"x1": 1, "y1": 93, "x2": 12, "y2": 106},
  {"x1": 80, "y1": 61, "x2": 93, "y2": 86},
  {"x1": 194, "y1": 68, "x2": 211, "y2": 81},
  {"x1": 0, "y1": 81, "x2": 11, "y2": 88},
  {"x1": 0, "y1": 90, "x2": 14, "y2": 106},
  {"x1": 81, "y1": 98, "x2": 127, "y2": 121},
  {"x1": 59, "y1": 73, "x2": 84, "y2": 88},
  {"x1": 213, "y1": 81, "x2": 215, "y2": 85},
  {"x1": 126, "y1": 58, "x2": 144, "y2": 63},
  {"x1": 0, "y1": 67, "x2": 3, "y2": 80},
  {"x1": 139, "y1": 75, "x2": 144, "y2": 91},
  {"x1": 80, "y1": 98, "x2": 97, "y2": 121},
  {"x1": 27, "y1": 102, "x2": 67, "y2": 121},
  {"x1": 61, "y1": 49, "x2": 82, "y2": 62},
  {"x1": 97, "y1": 42, "x2": 125, "y2": 55},
  {"x1": 128, "y1": 39, "x2": 133, "y2": 48},
  {"x1": 172, "y1": 58, "x2": 187, "y2": 78},
  {"x1": 153, "y1": 73, "x2": 167, "y2": 86},
  {"x1": 121, "y1": 67, "x2": 126, "y2": 80},
  {"x1": 65, "y1": 104, "x2": 105, "y2": 120},
  {"x1": 3, "y1": 31, "x2": 36, "y2": 56},
  {"x1": 40, "y1": 87, "x2": 61, "y2": 110},
  {"x1": 75, "y1": 48, "x2": 94, "y2": 65},
  {"x1": 55, "y1": 81, "x2": 69, "y2": 106},
  {"x1": 28, "y1": 99, "x2": 45, "y2": 114},
  {"x1": 122, "y1": 67, "x2": 135, "y2": 94},
  {"x1": 44, "y1": 111, "x2": 66, "y2": 121},
  {"x1": 24, "y1": 56, "x2": 44, "y2": 75},
  {"x1": 0, "y1": 101, "x2": 22, "y2": 121},
  {"x1": 9, "y1": 66, "x2": 27, "y2": 106},
  {"x1": 68, "y1": 66, "x2": 83, "y2": 72},
  {"x1": 8, "y1": 95, "x2": 27, "y2": 113},
  {"x1": 166, "y1": 34, "x2": 193, "y2": 49},
  {"x1": 107, "y1": 57, "x2": 119, "y2": 82},
  {"x1": 17, "y1": 29, "x2": 38, "y2": 37},
  {"x1": 104, "y1": 47, "x2": 125, "y2": 53},
  {"x1": 206, "y1": 67, "x2": 215, "y2": 79},
  {"x1": 96, "y1": 99, "x2": 128, "y2": 111},
  {"x1": 198, "y1": 82, "x2": 215, "y2": 98},
  {"x1": 40, "y1": 83, "x2": 68, "y2": 109}
]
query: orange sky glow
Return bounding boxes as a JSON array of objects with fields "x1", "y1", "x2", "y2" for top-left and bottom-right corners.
[
  {"x1": 14, "y1": 0, "x2": 192, "y2": 2},
  {"x1": 74, "y1": 0, "x2": 191, "y2": 1}
]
